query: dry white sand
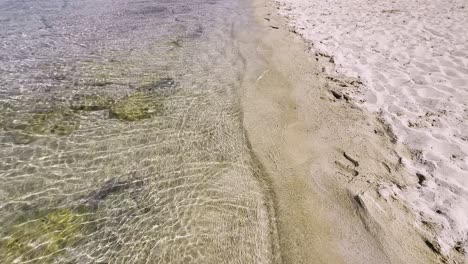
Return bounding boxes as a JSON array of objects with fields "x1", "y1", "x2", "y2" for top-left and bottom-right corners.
[{"x1": 272, "y1": 0, "x2": 468, "y2": 259}]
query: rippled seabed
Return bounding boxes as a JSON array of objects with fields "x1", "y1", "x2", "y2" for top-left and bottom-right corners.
[{"x1": 0, "y1": 0, "x2": 279, "y2": 263}]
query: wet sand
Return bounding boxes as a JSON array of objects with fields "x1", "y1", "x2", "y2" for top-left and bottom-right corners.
[{"x1": 239, "y1": 0, "x2": 455, "y2": 263}]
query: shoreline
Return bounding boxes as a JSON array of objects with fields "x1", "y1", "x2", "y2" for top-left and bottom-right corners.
[
  {"x1": 273, "y1": 0, "x2": 468, "y2": 258},
  {"x1": 0, "y1": 0, "x2": 464, "y2": 262},
  {"x1": 239, "y1": 0, "x2": 453, "y2": 262}
]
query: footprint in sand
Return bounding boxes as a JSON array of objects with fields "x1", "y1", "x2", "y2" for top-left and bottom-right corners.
[{"x1": 335, "y1": 151, "x2": 360, "y2": 177}]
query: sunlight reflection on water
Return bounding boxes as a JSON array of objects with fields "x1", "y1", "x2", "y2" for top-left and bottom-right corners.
[{"x1": 0, "y1": 0, "x2": 278, "y2": 263}]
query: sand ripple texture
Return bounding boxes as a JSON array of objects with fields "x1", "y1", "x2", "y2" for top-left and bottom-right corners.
[
  {"x1": 0, "y1": 0, "x2": 278, "y2": 263},
  {"x1": 275, "y1": 0, "x2": 468, "y2": 256}
]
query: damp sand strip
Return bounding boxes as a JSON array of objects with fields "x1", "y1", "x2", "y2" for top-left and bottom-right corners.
[{"x1": 238, "y1": 0, "x2": 447, "y2": 263}]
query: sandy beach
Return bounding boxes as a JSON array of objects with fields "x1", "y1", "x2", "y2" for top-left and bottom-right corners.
[
  {"x1": 240, "y1": 0, "x2": 467, "y2": 263},
  {"x1": 249, "y1": 0, "x2": 468, "y2": 263},
  {"x1": 0, "y1": 0, "x2": 466, "y2": 263}
]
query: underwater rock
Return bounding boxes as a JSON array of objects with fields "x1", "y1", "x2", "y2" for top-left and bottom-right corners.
[
  {"x1": 0, "y1": 208, "x2": 92, "y2": 263},
  {"x1": 26, "y1": 109, "x2": 79, "y2": 136},
  {"x1": 138, "y1": 77, "x2": 176, "y2": 92},
  {"x1": 109, "y1": 93, "x2": 163, "y2": 121},
  {"x1": 70, "y1": 94, "x2": 115, "y2": 111},
  {"x1": 84, "y1": 177, "x2": 144, "y2": 208},
  {"x1": 4, "y1": 108, "x2": 79, "y2": 138}
]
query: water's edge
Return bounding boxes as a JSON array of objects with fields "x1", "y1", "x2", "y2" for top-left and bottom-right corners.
[{"x1": 240, "y1": 0, "x2": 446, "y2": 263}]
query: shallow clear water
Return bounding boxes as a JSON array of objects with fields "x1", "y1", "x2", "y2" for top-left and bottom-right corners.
[{"x1": 0, "y1": 0, "x2": 278, "y2": 263}]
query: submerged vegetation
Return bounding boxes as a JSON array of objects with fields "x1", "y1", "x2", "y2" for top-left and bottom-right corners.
[
  {"x1": 109, "y1": 92, "x2": 164, "y2": 121},
  {"x1": 70, "y1": 94, "x2": 115, "y2": 111},
  {"x1": 1, "y1": 108, "x2": 80, "y2": 142},
  {"x1": 1, "y1": 87, "x2": 167, "y2": 144},
  {"x1": 26, "y1": 109, "x2": 79, "y2": 136},
  {"x1": 0, "y1": 208, "x2": 93, "y2": 263},
  {"x1": 0, "y1": 91, "x2": 166, "y2": 145}
]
